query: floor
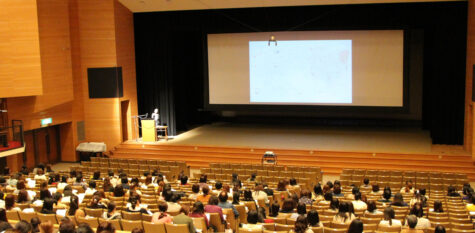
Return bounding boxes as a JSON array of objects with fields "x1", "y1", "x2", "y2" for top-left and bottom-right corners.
[{"x1": 131, "y1": 122, "x2": 436, "y2": 154}]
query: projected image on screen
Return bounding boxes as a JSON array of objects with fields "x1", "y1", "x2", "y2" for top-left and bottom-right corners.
[{"x1": 249, "y1": 40, "x2": 352, "y2": 104}]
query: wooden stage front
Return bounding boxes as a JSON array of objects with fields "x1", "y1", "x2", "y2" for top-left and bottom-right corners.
[{"x1": 111, "y1": 123, "x2": 475, "y2": 180}]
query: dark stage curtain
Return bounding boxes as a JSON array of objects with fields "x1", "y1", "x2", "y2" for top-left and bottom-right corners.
[{"x1": 134, "y1": 2, "x2": 467, "y2": 144}]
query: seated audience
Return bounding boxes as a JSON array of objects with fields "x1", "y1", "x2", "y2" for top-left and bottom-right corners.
[
  {"x1": 41, "y1": 198, "x2": 55, "y2": 214},
  {"x1": 402, "y1": 215, "x2": 424, "y2": 233},
  {"x1": 205, "y1": 196, "x2": 225, "y2": 223},
  {"x1": 332, "y1": 202, "x2": 355, "y2": 224},
  {"x1": 294, "y1": 215, "x2": 314, "y2": 233},
  {"x1": 5, "y1": 194, "x2": 21, "y2": 211},
  {"x1": 351, "y1": 192, "x2": 367, "y2": 211},
  {"x1": 347, "y1": 219, "x2": 364, "y2": 233},
  {"x1": 307, "y1": 210, "x2": 322, "y2": 227},
  {"x1": 365, "y1": 200, "x2": 382, "y2": 215},
  {"x1": 188, "y1": 184, "x2": 201, "y2": 201},
  {"x1": 379, "y1": 207, "x2": 402, "y2": 228},
  {"x1": 241, "y1": 210, "x2": 263, "y2": 230},
  {"x1": 432, "y1": 200, "x2": 444, "y2": 213},
  {"x1": 361, "y1": 178, "x2": 371, "y2": 189},
  {"x1": 447, "y1": 185, "x2": 461, "y2": 197},
  {"x1": 408, "y1": 202, "x2": 430, "y2": 229},
  {"x1": 196, "y1": 186, "x2": 211, "y2": 204},
  {"x1": 400, "y1": 180, "x2": 415, "y2": 194},
  {"x1": 299, "y1": 189, "x2": 313, "y2": 205},
  {"x1": 102, "y1": 202, "x2": 121, "y2": 220},
  {"x1": 268, "y1": 201, "x2": 280, "y2": 218},
  {"x1": 391, "y1": 193, "x2": 408, "y2": 207},
  {"x1": 434, "y1": 225, "x2": 446, "y2": 233},
  {"x1": 290, "y1": 203, "x2": 307, "y2": 219},
  {"x1": 151, "y1": 202, "x2": 172, "y2": 224},
  {"x1": 84, "y1": 181, "x2": 97, "y2": 196},
  {"x1": 173, "y1": 207, "x2": 197, "y2": 233},
  {"x1": 332, "y1": 184, "x2": 344, "y2": 197},
  {"x1": 280, "y1": 198, "x2": 296, "y2": 213},
  {"x1": 96, "y1": 222, "x2": 115, "y2": 233},
  {"x1": 252, "y1": 184, "x2": 269, "y2": 204},
  {"x1": 217, "y1": 191, "x2": 239, "y2": 218},
  {"x1": 312, "y1": 184, "x2": 324, "y2": 202}
]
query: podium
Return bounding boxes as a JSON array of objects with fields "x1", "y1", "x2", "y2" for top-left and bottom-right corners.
[{"x1": 141, "y1": 119, "x2": 157, "y2": 142}]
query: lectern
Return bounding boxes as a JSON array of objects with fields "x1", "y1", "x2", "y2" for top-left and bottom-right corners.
[{"x1": 141, "y1": 119, "x2": 157, "y2": 142}]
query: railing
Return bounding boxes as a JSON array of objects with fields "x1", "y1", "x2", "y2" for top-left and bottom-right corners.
[{"x1": 0, "y1": 120, "x2": 24, "y2": 152}]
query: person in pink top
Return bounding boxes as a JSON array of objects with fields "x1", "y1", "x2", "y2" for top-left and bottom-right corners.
[
  {"x1": 151, "y1": 202, "x2": 172, "y2": 224},
  {"x1": 205, "y1": 196, "x2": 225, "y2": 223}
]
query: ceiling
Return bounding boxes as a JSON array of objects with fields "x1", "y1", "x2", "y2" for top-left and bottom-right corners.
[{"x1": 118, "y1": 0, "x2": 465, "y2": 13}]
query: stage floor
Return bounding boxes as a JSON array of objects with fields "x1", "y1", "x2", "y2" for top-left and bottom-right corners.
[{"x1": 129, "y1": 122, "x2": 456, "y2": 154}]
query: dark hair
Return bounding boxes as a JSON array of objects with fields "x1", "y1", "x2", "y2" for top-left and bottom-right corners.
[
  {"x1": 290, "y1": 178, "x2": 297, "y2": 186},
  {"x1": 180, "y1": 176, "x2": 188, "y2": 185},
  {"x1": 419, "y1": 188, "x2": 426, "y2": 196},
  {"x1": 107, "y1": 202, "x2": 117, "y2": 215},
  {"x1": 354, "y1": 192, "x2": 362, "y2": 201},
  {"x1": 89, "y1": 180, "x2": 96, "y2": 189},
  {"x1": 330, "y1": 198, "x2": 340, "y2": 210},
  {"x1": 247, "y1": 210, "x2": 259, "y2": 224},
  {"x1": 277, "y1": 180, "x2": 286, "y2": 191},
  {"x1": 307, "y1": 210, "x2": 320, "y2": 226},
  {"x1": 250, "y1": 173, "x2": 256, "y2": 181},
  {"x1": 192, "y1": 201, "x2": 205, "y2": 214},
  {"x1": 0, "y1": 209, "x2": 7, "y2": 222},
  {"x1": 42, "y1": 198, "x2": 55, "y2": 212},
  {"x1": 215, "y1": 182, "x2": 222, "y2": 190},
  {"x1": 257, "y1": 207, "x2": 266, "y2": 222},
  {"x1": 113, "y1": 184, "x2": 125, "y2": 197},
  {"x1": 59, "y1": 221, "x2": 75, "y2": 233},
  {"x1": 53, "y1": 192, "x2": 63, "y2": 204},
  {"x1": 410, "y1": 202, "x2": 424, "y2": 218},
  {"x1": 382, "y1": 188, "x2": 392, "y2": 200},
  {"x1": 218, "y1": 191, "x2": 228, "y2": 203},
  {"x1": 363, "y1": 178, "x2": 370, "y2": 185},
  {"x1": 17, "y1": 180, "x2": 26, "y2": 190},
  {"x1": 15, "y1": 220, "x2": 32, "y2": 233},
  {"x1": 333, "y1": 184, "x2": 342, "y2": 194},
  {"x1": 294, "y1": 215, "x2": 309, "y2": 233},
  {"x1": 191, "y1": 184, "x2": 200, "y2": 193},
  {"x1": 208, "y1": 195, "x2": 219, "y2": 205},
  {"x1": 158, "y1": 202, "x2": 168, "y2": 213},
  {"x1": 76, "y1": 223, "x2": 94, "y2": 233},
  {"x1": 296, "y1": 203, "x2": 307, "y2": 215},
  {"x1": 367, "y1": 200, "x2": 377, "y2": 213},
  {"x1": 327, "y1": 181, "x2": 334, "y2": 189},
  {"x1": 435, "y1": 225, "x2": 446, "y2": 233},
  {"x1": 347, "y1": 219, "x2": 364, "y2": 233},
  {"x1": 97, "y1": 222, "x2": 115, "y2": 233},
  {"x1": 243, "y1": 190, "x2": 254, "y2": 201},
  {"x1": 30, "y1": 217, "x2": 41, "y2": 233},
  {"x1": 199, "y1": 174, "x2": 207, "y2": 183},
  {"x1": 93, "y1": 171, "x2": 100, "y2": 180},
  {"x1": 202, "y1": 186, "x2": 210, "y2": 195},
  {"x1": 232, "y1": 191, "x2": 240, "y2": 204},
  {"x1": 163, "y1": 190, "x2": 173, "y2": 202},
  {"x1": 281, "y1": 198, "x2": 295, "y2": 212},
  {"x1": 337, "y1": 202, "x2": 350, "y2": 222},
  {"x1": 68, "y1": 195, "x2": 79, "y2": 216},
  {"x1": 383, "y1": 207, "x2": 395, "y2": 226},
  {"x1": 372, "y1": 184, "x2": 380, "y2": 193},
  {"x1": 5, "y1": 194, "x2": 15, "y2": 210},
  {"x1": 269, "y1": 201, "x2": 280, "y2": 217},
  {"x1": 0, "y1": 221, "x2": 12, "y2": 232},
  {"x1": 352, "y1": 187, "x2": 360, "y2": 195},
  {"x1": 392, "y1": 193, "x2": 405, "y2": 206},
  {"x1": 324, "y1": 192, "x2": 333, "y2": 201},
  {"x1": 314, "y1": 184, "x2": 323, "y2": 195},
  {"x1": 434, "y1": 200, "x2": 444, "y2": 213},
  {"x1": 40, "y1": 189, "x2": 52, "y2": 200},
  {"x1": 407, "y1": 215, "x2": 418, "y2": 229}
]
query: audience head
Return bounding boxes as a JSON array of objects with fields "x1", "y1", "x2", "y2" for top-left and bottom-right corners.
[
  {"x1": 307, "y1": 210, "x2": 320, "y2": 226},
  {"x1": 208, "y1": 196, "x2": 219, "y2": 205},
  {"x1": 243, "y1": 190, "x2": 253, "y2": 201},
  {"x1": 363, "y1": 178, "x2": 370, "y2": 185},
  {"x1": 324, "y1": 192, "x2": 333, "y2": 201},
  {"x1": 354, "y1": 192, "x2": 362, "y2": 201},
  {"x1": 296, "y1": 203, "x2": 307, "y2": 215},
  {"x1": 434, "y1": 200, "x2": 444, "y2": 213},
  {"x1": 392, "y1": 193, "x2": 405, "y2": 205},
  {"x1": 158, "y1": 202, "x2": 168, "y2": 213},
  {"x1": 76, "y1": 223, "x2": 94, "y2": 233},
  {"x1": 218, "y1": 191, "x2": 228, "y2": 203},
  {"x1": 247, "y1": 210, "x2": 259, "y2": 224},
  {"x1": 281, "y1": 198, "x2": 295, "y2": 212},
  {"x1": 277, "y1": 180, "x2": 286, "y2": 191},
  {"x1": 326, "y1": 181, "x2": 334, "y2": 189},
  {"x1": 294, "y1": 215, "x2": 309, "y2": 233},
  {"x1": 191, "y1": 184, "x2": 200, "y2": 194},
  {"x1": 107, "y1": 202, "x2": 117, "y2": 213},
  {"x1": 42, "y1": 198, "x2": 54, "y2": 212},
  {"x1": 407, "y1": 215, "x2": 418, "y2": 229},
  {"x1": 97, "y1": 222, "x2": 115, "y2": 233},
  {"x1": 180, "y1": 176, "x2": 188, "y2": 185},
  {"x1": 93, "y1": 171, "x2": 100, "y2": 180},
  {"x1": 30, "y1": 217, "x2": 41, "y2": 233},
  {"x1": 382, "y1": 188, "x2": 392, "y2": 200},
  {"x1": 215, "y1": 181, "x2": 222, "y2": 190},
  {"x1": 232, "y1": 191, "x2": 240, "y2": 204},
  {"x1": 314, "y1": 184, "x2": 323, "y2": 195},
  {"x1": 269, "y1": 201, "x2": 280, "y2": 217},
  {"x1": 367, "y1": 200, "x2": 377, "y2": 213},
  {"x1": 39, "y1": 221, "x2": 53, "y2": 233},
  {"x1": 113, "y1": 184, "x2": 125, "y2": 197},
  {"x1": 289, "y1": 178, "x2": 297, "y2": 186},
  {"x1": 410, "y1": 202, "x2": 424, "y2": 217},
  {"x1": 372, "y1": 184, "x2": 380, "y2": 193},
  {"x1": 330, "y1": 198, "x2": 339, "y2": 210},
  {"x1": 202, "y1": 186, "x2": 209, "y2": 195},
  {"x1": 383, "y1": 207, "x2": 395, "y2": 221},
  {"x1": 15, "y1": 220, "x2": 32, "y2": 233},
  {"x1": 347, "y1": 219, "x2": 364, "y2": 233},
  {"x1": 0, "y1": 221, "x2": 12, "y2": 232},
  {"x1": 192, "y1": 201, "x2": 204, "y2": 214},
  {"x1": 333, "y1": 184, "x2": 342, "y2": 194},
  {"x1": 5, "y1": 194, "x2": 15, "y2": 210},
  {"x1": 435, "y1": 225, "x2": 446, "y2": 233},
  {"x1": 68, "y1": 195, "x2": 79, "y2": 216}
]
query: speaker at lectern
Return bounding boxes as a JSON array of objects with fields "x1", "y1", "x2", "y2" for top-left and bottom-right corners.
[{"x1": 141, "y1": 119, "x2": 157, "y2": 142}]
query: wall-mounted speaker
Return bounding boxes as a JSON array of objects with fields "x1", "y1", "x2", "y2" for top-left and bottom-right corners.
[{"x1": 87, "y1": 67, "x2": 123, "y2": 98}]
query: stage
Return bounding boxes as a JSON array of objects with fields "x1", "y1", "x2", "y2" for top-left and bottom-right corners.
[{"x1": 129, "y1": 122, "x2": 466, "y2": 155}]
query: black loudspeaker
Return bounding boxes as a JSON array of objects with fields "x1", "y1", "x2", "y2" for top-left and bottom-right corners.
[
  {"x1": 87, "y1": 67, "x2": 123, "y2": 98},
  {"x1": 473, "y1": 65, "x2": 475, "y2": 101}
]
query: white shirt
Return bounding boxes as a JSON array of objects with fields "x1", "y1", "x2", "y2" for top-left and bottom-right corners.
[
  {"x1": 379, "y1": 219, "x2": 402, "y2": 227},
  {"x1": 352, "y1": 200, "x2": 368, "y2": 210},
  {"x1": 85, "y1": 188, "x2": 97, "y2": 196},
  {"x1": 252, "y1": 191, "x2": 269, "y2": 203},
  {"x1": 415, "y1": 217, "x2": 431, "y2": 229},
  {"x1": 166, "y1": 202, "x2": 182, "y2": 213},
  {"x1": 57, "y1": 182, "x2": 68, "y2": 190},
  {"x1": 34, "y1": 175, "x2": 47, "y2": 180}
]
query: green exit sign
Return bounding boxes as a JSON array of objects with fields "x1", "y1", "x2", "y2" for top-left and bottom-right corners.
[{"x1": 41, "y1": 118, "x2": 52, "y2": 126}]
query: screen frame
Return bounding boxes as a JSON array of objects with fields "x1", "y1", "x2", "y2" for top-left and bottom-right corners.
[{"x1": 203, "y1": 29, "x2": 410, "y2": 114}]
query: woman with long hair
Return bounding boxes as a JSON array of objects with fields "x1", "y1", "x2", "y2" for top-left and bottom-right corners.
[
  {"x1": 151, "y1": 202, "x2": 172, "y2": 223},
  {"x1": 409, "y1": 202, "x2": 431, "y2": 229},
  {"x1": 291, "y1": 203, "x2": 307, "y2": 219},
  {"x1": 313, "y1": 184, "x2": 324, "y2": 202},
  {"x1": 96, "y1": 222, "x2": 115, "y2": 233},
  {"x1": 268, "y1": 201, "x2": 280, "y2": 218},
  {"x1": 40, "y1": 198, "x2": 55, "y2": 214},
  {"x1": 328, "y1": 198, "x2": 340, "y2": 213},
  {"x1": 378, "y1": 207, "x2": 402, "y2": 227},
  {"x1": 332, "y1": 202, "x2": 355, "y2": 224},
  {"x1": 391, "y1": 193, "x2": 408, "y2": 207},
  {"x1": 307, "y1": 210, "x2": 322, "y2": 227},
  {"x1": 68, "y1": 195, "x2": 85, "y2": 219},
  {"x1": 102, "y1": 177, "x2": 114, "y2": 193},
  {"x1": 5, "y1": 194, "x2": 20, "y2": 211},
  {"x1": 347, "y1": 219, "x2": 364, "y2": 233},
  {"x1": 189, "y1": 201, "x2": 209, "y2": 228},
  {"x1": 365, "y1": 200, "x2": 382, "y2": 215},
  {"x1": 294, "y1": 216, "x2": 313, "y2": 233},
  {"x1": 102, "y1": 202, "x2": 121, "y2": 220},
  {"x1": 433, "y1": 200, "x2": 444, "y2": 213}
]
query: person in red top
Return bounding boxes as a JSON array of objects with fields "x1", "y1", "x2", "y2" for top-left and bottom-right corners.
[
  {"x1": 189, "y1": 201, "x2": 209, "y2": 228},
  {"x1": 204, "y1": 196, "x2": 225, "y2": 222}
]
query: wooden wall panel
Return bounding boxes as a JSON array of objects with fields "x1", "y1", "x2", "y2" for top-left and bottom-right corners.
[
  {"x1": 115, "y1": 0, "x2": 139, "y2": 141},
  {"x1": 0, "y1": 0, "x2": 43, "y2": 98},
  {"x1": 7, "y1": 0, "x2": 74, "y2": 132},
  {"x1": 465, "y1": 0, "x2": 475, "y2": 159},
  {"x1": 77, "y1": 0, "x2": 122, "y2": 149}
]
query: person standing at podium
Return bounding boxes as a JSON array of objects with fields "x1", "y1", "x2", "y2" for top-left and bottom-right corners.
[{"x1": 151, "y1": 108, "x2": 159, "y2": 127}]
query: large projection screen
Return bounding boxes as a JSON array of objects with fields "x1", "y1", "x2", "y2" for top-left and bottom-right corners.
[{"x1": 207, "y1": 30, "x2": 404, "y2": 107}]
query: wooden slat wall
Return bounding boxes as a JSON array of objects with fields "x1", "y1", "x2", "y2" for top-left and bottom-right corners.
[
  {"x1": 115, "y1": 0, "x2": 139, "y2": 141},
  {"x1": 0, "y1": 0, "x2": 43, "y2": 98},
  {"x1": 465, "y1": 0, "x2": 475, "y2": 160}
]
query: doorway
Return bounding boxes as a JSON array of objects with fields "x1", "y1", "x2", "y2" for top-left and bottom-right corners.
[
  {"x1": 23, "y1": 125, "x2": 60, "y2": 169},
  {"x1": 121, "y1": 100, "x2": 130, "y2": 142}
]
